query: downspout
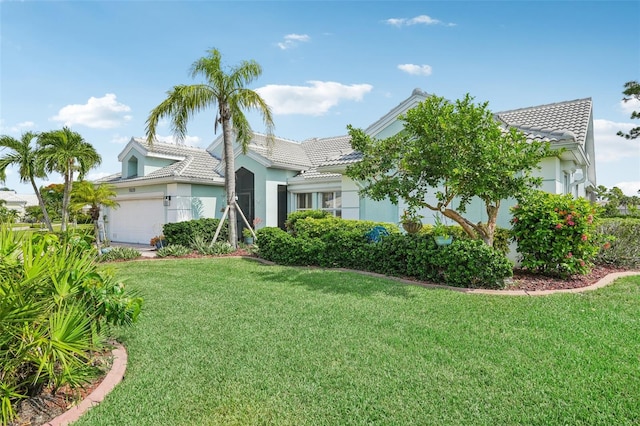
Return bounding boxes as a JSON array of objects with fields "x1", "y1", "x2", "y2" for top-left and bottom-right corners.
[{"x1": 570, "y1": 165, "x2": 588, "y2": 197}]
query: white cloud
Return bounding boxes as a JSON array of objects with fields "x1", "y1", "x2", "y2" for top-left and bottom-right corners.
[
  {"x1": 110, "y1": 135, "x2": 131, "y2": 145},
  {"x1": 86, "y1": 171, "x2": 114, "y2": 182},
  {"x1": 0, "y1": 120, "x2": 36, "y2": 134},
  {"x1": 612, "y1": 181, "x2": 640, "y2": 196},
  {"x1": 594, "y1": 119, "x2": 640, "y2": 162},
  {"x1": 620, "y1": 97, "x2": 640, "y2": 116},
  {"x1": 256, "y1": 81, "x2": 373, "y2": 115},
  {"x1": 155, "y1": 134, "x2": 201, "y2": 147},
  {"x1": 50, "y1": 94, "x2": 132, "y2": 129},
  {"x1": 398, "y1": 64, "x2": 433, "y2": 76},
  {"x1": 277, "y1": 33, "x2": 310, "y2": 50},
  {"x1": 386, "y1": 14, "x2": 455, "y2": 27}
]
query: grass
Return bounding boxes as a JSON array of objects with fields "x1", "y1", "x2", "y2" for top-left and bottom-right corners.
[{"x1": 75, "y1": 259, "x2": 640, "y2": 425}]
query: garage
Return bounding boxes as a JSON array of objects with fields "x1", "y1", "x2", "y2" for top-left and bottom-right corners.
[{"x1": 106, "y1": 194, "x2": 166, "y2": 245}]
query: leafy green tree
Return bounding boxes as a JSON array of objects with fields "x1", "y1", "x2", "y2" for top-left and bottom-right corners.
[
  {"x1": 71, "y1": 180, "x2": 119, "y2": 251},
  {"x1": 37, "y1": 127, "x2": 101, "y2": 232},
  {"x1": 0, "y1": 131, "x2": 54, "y2": 231},
  {"x1": 40, "y1": 183, "x2": 64, "y2": 221},
  {"x1": 24, "y1": 205, "x2": 44, "y2": 223},
  {"x1": 146, "y1": 48, "x2": 274, "y2": 248},
  {"x1": 617, "y1": 80, "x2": 639, "y2": 140},
  {"x1": 346, "y1": 94, "x2": 553, "y2": 247},
  {"x1": 597, "y1": 185, "x2": 640, "y2": 217}
]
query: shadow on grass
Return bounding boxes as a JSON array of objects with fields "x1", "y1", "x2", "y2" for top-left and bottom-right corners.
[{"x1": 247, "y1": 260, "x2": 416, "y2": 299}]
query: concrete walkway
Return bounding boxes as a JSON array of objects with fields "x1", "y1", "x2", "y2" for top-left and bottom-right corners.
[{"x1": 110, "y1": 241, "x2": 157, "y2": 258}]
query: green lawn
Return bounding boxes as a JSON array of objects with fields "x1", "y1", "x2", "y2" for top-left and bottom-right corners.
[{"x1": 76, "y1": 258, "x2": 640, "y2": 426}]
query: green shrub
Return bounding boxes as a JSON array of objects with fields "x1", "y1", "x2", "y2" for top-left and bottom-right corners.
[
  {"x1": 293, "y1": 217, "x2": 396, "y2": 268},
  {"x1": 595, "y1": 218, "x2": 640, "y2": 268},
  {"x1": 285, "y1": 209, "x2": 332, "y2": 234},
  {"x1": 157, "y1": 244, "x2": 192, "y2": 258},
  {"x1": 256, "y1": 227, "x2": 325, "y2": 266},
  {"x1": 163, "y1": 218, "x2": 228, "y2": 247},
  {"x1": 422, "y1": 224, "x2": 511, "y2": 256},
  {"x1": 433, "y1": 239, "x2": 513, "y2": 288},
  {"x1": 99, "y1": 246, "x2": 141, "y2": 262},
  {"x1": 257, "y1": 221, "x2": 512, "y2": 289},
  {"x1": 511, "y1": 191, "x2": 600, "y2": 277},
  {"x1": 0, "y1": 226, "x2": 142, "y2": 425}
]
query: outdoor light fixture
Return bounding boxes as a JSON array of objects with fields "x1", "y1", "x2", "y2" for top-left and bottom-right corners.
[{"x1": 163, "y1": 196, "x2": 171, "y2": 206}]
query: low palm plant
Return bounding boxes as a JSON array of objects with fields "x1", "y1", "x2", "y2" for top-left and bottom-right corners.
[{"x1": 0, "y1": 225, "x2": 142, "y2": 425}]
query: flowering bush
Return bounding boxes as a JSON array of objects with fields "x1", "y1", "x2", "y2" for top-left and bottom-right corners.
[{"x1": 511, "y1": 191, "x2": 602, "y2": 277}]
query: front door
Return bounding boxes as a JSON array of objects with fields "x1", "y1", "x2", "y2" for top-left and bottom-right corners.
[{"x1": 235, "y1": 167, "x2": 254, "y2": 241}]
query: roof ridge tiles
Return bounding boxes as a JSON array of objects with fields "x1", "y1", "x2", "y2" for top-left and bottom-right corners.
[{"x1": 496, "y1": 97, "x2": 592, "y2": 115}]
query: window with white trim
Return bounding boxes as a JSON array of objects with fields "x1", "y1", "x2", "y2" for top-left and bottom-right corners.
[
  {"x1": 321, "y1": 191, "x2": 342, "y2": 217},
  {"x1": 296, "y1": 193, "x2": 312, "y2": 210}
]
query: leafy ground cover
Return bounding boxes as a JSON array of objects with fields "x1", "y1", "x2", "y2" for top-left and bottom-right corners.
[{"x1": 72, "y1": 258, "x2": 639, "y2": 425}]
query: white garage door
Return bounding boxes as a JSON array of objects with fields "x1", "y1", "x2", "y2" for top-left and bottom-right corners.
[{"x1": 108, "y1": 198, "x2": 165, "y2": 244}]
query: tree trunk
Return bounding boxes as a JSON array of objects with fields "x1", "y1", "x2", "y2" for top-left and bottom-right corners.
[
  {"x1": 221, "y1": 108, "x2": 237, "y2": 248},
  {"x1": 30, "y1": 177, "x2": 53, "y2": 232},
  {"x1": 60, "y1": 164, "x2": 73, "y2": 232},
  {"x1": 483, "y1": 201, "x2": 500, "y2": 247},
  {"x1": 93, "y1": 220, "x2": 102, "y2": 252},
  {"x1": 441, "y1": 208, "x2": 478, "y2": 239}
]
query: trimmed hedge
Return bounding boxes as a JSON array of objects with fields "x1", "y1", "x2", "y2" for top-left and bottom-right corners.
[
  {"x1": 163, "y1": 218, "x2": 228, "y2": 247},
  {"x1": 595, "y1": 217, "x2": 640, "y2": 268},
  {"x1": 257, "y1": 217, "x2": 513, "y2": 289}
]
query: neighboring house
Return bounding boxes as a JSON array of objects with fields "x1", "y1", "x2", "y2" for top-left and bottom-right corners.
[
  {"x1": 99, "y1": 89, "x2": 597, "y2": 244},
  {"x1": 0, "y1": 190, "x2": 39, "y2": 217}
]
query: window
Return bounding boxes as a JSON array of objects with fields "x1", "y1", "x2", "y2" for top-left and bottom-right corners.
[
  {"x1": 127, "y1": 156, "x2": 138, "y2": 178},
  {"x1": 563, "y1": 172, "x2": 570, "y2": 195},
  {"x1": 296, "y1": 193, "x2": 312, "y2": 210},
  {"x1": 321, "y1": 191, "x2": 342, "y2": 217}
]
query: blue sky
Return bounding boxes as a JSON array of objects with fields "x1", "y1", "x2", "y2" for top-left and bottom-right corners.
[{"x1": 1, "y1": 0, "x2": 639, "y2": 195}]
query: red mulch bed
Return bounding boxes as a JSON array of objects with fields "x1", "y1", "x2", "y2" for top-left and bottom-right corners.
[{"x1": 508, "y1": 265, "x2": 631, "y2": 291}]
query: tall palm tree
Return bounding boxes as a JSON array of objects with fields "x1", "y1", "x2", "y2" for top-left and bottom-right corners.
[
  {"x1": 38, "y1": 127, "x2": 101, "y2": 232},
  {"x1": 0, "y1": 131, "x2": 54, "y2": 231},
  {"x1": 71, "y1": 180, "x2": 119, "y2": 252},
  {"x1": 146, "y1": 48, "x2": 274, "y2": 247}
]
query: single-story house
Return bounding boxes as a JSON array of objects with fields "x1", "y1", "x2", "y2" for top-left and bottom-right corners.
[
  {"x1": 98, "y1": 89, "x2": 596, "y2": 244},
  {"x1": 0, "y1": 190, "x2": 39, "y2": 217}
]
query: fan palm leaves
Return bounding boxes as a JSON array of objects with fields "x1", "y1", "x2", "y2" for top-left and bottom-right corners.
[{"x1": 146, "y1": 48, "x2": 274, "y2": 247}]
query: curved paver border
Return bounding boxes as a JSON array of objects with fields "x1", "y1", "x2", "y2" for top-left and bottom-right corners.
[
  {"x1": 245, "y1": 257, "x2": 640, "y2": 296},
  {"x1": 44, "y1": 343, "x2": 127, "y2": 426}
]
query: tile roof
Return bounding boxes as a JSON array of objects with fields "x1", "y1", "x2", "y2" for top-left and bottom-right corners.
[
  {"x1": 496, "y1": 98, "x2": 592, "y2": 145},
  {"x1": 315, "y1": 98, "x2": 594, "y2": 171},
  {"x1": 0, "y1": 191, "x2": 37, "y2": 206},
  {"x1": 106, "y1": 94, "x2": 593, "y2": 186},
  {"x1": 108, "y1": 138, "x2": 222, "y2": 183},
  {"x1": 246, "y1": 134, "x2": 312, "y2": 169},
  {"x1": 296, "y1": 135, "x2": 353, "y2": 179}
]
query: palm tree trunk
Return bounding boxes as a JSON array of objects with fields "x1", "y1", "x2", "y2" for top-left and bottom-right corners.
[
  {"x1": 61, "y1": 165, "x2": 73, "y2": 232},
  {"x1": 30, "y1": 177, "x2": 54, "y2": 232},
  {"x1": 93, "y1": 219, "x2": 102, "y2": 252},
  {"x1": 222, "y1": 115, "x2": 237, "y2": 248}
]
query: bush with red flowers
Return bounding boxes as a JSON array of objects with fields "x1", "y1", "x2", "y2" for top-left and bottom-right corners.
[{"x1": 511, "y1": 190, "x2": 603, "y2": 277}]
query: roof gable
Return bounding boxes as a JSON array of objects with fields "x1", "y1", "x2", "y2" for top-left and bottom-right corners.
[
  {"x1": 496, "y1": 98, "x2": 592, "y2": 146},
  {"x1": 208, "y1": 133, "x2": 312, "y2": 170},
  {"x1": 112, "y1": 138, "x2": 222, "y2": 183},
  {"x1": 365, "y1": 88, "x2": 430, "y2": 137}
]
